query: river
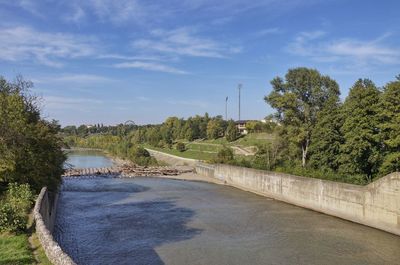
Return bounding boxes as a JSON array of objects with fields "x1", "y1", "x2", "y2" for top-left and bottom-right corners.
[{"x1": 55, "y1": 150, "x2": 400, "y2": 265}]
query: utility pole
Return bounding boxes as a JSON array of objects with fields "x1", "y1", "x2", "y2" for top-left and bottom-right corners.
[
  {"x1": 225, "y1": 96, "x2": 228, "y2": 120},
  {"x1": 238, "y1": 83, "x2": 242, "y2": 121}
]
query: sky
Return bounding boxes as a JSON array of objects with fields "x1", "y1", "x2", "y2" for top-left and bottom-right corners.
[{"x1": 0, "y1": 0, "x2": 399, "y2": 126}]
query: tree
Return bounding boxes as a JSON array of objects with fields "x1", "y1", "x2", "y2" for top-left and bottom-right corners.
[
  {"x1": 338, "y1": 79, "x2": 381, "y2": 181},
  {"x1": 225, "y1": 121, "x2": 239, "y2": 142},
  {"x1": 0, "y1": 76, "x2": 66, "y2": 192},
  {"x1": 378, "y1": 76, "x2": 400, "y2": 175},
  {"x1": 207, "y1": 118, "x2": 224, "y2": 140},
  {"x1": 309, "y1": 96, "x2": 343, "y2": 171},
  {"x1": 265, "y1": 67, "x2": 340, "y2": 167}
]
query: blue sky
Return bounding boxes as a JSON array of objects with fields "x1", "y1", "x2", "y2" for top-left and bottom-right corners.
[{"x1": 0, "y1": 0, "x2": 399, "y2": 126}]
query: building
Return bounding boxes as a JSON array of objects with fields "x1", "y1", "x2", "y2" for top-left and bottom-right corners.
[{"x1": 235, "y1": 120, "x2": 249, "y2": 135}]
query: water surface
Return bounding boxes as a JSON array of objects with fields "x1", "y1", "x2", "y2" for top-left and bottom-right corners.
[
  {"x1": 55, "y1": 177, "x2": 400, "y2": 265},
  {"x1": 64, "y1": 149, "x2": 114, "y2": 168}
]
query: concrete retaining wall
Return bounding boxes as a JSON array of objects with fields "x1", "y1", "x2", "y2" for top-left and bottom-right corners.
[
  {"x1": 33, "y1": 187, "x2": 76, "y2": 265},
  {"x1": 196, "y1": 163, "x2": 400, "y2": 236}
]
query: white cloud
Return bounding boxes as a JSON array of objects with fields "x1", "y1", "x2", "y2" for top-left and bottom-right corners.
[
  {"x1": 36, "y1": 74, "x2": 113, "y2": 84},
  {"x1": 0, "y1": 26, "x2": 99, "y2": 67},
  {"x1": 83, "y1": 0, "x2": 148, "y2": 25},
  {"x1": 113, "y1": 61, "x2": 187, "y2": 74},
  {"x1": 132, "y1": 27, "x2": 241, "y2": 58},
  {"x1": 287, "y1": 31, "x2": 400, "y2": 65},
  {"x1": 64, "y1": 5, "x2": 86, "y2": 24},
  {"x1": 43, "y1": 96, "x2": 103, "y2": 111}
]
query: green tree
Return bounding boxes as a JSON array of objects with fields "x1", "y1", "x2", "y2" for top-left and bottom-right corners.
[
  {"x1": 0, "y1": 76, "x2": 66, "y2": 192},
  {"x1": 309, "y1": 96, "x2": 343, "y2": 171},
  {"x1": 339, "y1": 79, "x2": 381, "y2": 181},
  {"x1": 265, "y1": 67, "x2": 340, "y2": 167},
  {"x1": 207, "y1": 118, "x2": 224, "y2": 140},
  {"x1": 225, "y1": 121, "x2": 239, "y2": 142},
  {"x1": 378, "y1": 76, "x2": 400, "y2": 175}
]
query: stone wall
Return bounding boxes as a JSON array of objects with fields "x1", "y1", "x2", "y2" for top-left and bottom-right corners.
[
  {"x1": 33, "y1": 187, "x2": 76, "y2": 265},
  {"x1": 196, "y1": 163, "x2": 400, "y2": 236}
]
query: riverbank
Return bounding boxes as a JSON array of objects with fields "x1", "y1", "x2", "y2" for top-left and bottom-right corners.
[{"x1": 0, "y1": 215, "x2": 52, "y2": 265}]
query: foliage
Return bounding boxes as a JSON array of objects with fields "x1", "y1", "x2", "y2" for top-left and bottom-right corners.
[
  {"x1": 175, "y1": 142, "x2": 186, "y2": 152},
  {"x1": 0, "y1": 76, "x2": 66, "y2": 192},
  {"x1": 378, "y1": 78, "x2": 400, "y2": 175},
  {"x1": 265, "y1": 67, "x2": 340, "y2": 167},
  {"x1": 225, "y1": 121, "x2": 239, "y2": 142},
  {"x1": 251, "y1": 141, "x2": 284, "y2": 170},
  {"x1": 127, "y1": 147, "x2": 157, "y2": 166},
  {"x1": 206, "y1": 117, "x2": 225, "y2": 140},
  {"x1": 0, "y1": 183, "x2": 33, "y2": 233},
  {"x1": 212, "y1": 146, "x2": 234, "y2": 164},
  {"x1": 338, "y1": 79, "x2": 381, "y2": 181},
  {"x1": 309, "y1": 96, "x2": 343, "y2": 171}
]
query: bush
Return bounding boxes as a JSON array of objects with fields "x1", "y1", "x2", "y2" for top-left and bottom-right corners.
[
  {"x1": 0, "y1": 183, "x2": 33, "y2": 233},
  {"x1": 127, "y1": 146, "x2": 157, "y2": 166},
  {"x1": 225, "y1": 121, "x2": 239, "y2": 142},
  {"x1": 176, "y1": 142, "x2": 186, "y2": 152},
  {"x1": 212, "y1": 146, "x2": 234, "y2": 164}
]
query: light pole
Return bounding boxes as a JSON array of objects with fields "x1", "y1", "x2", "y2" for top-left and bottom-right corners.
[
  {"x1": 238, "y1": 84, "x2": 242, "y2": 121},
  {"x1": 225, "y1": 96, "x2": 228, "y2": 120}
]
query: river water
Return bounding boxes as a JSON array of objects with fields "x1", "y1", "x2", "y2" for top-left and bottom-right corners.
[
  {"x1": 64, "y1": 149, "x2": 114, "y2": 168},
  {"x1": 55, "y1": 151, "x2": 400, "y2": 265}
]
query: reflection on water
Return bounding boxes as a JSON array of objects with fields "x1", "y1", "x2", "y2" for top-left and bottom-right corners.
[
  {"x1": 64, "y1": 149, "x2": 114, "y2": 169},
  {"x1": 55, "y1": 177, "x2": 400, "y2": 265}
]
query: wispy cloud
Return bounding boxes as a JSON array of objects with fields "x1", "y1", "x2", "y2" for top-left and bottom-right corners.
[
  {"x1": 43, "y1": 95, "x2": 103, "y2": 111},
  {"x1": 132, "y1": 27, "x2": 241, "y2": 59},
  {"x1": 58, "y1": 0, "x2": 311, "y2": 26},
  {"x1": 64, "y1": 5, "x2": 86, "y2": 24},
  {"x1": 0, "y1": 26, "x2": 99, "y2": 67},
  {"x1": 35, "y1": 74, "x2": 114, "y2": 84},
  {"x1": 113, "y1": 61, "x2": 188, "y2": 74},
  {"x1": 287, "y1": 31, "x2": 400, "y2": 65}
]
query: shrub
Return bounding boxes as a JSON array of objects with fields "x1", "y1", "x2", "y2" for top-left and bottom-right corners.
[
  {"x1": 212, "y1": 146, "x2": 234, "y2": 164},
  {"x1": 225, "y1": 121, "x2": 239, "y2": 142},
  {"x1": 176, "y1": 142, "x2": 186, "y2": 152},
  {"x1": 0, "y1": 183, "x2": 33, "y2": 233},
  {"x1": 127, "y1": 146, "x2": 157, "y2": 166}
]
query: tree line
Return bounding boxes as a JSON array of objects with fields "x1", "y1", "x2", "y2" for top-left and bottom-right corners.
[
  {"x1": 64, "y1": 67, "x2": 399, "y2": 184},
  {"x1": 265, "y1": 68, "x2": 400, "y2": 182},
  {"x1": 0, "y1": 76, "x2": 65, "y2": 232}
]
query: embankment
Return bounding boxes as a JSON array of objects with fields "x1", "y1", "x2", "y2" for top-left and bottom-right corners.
[
  {"x1": 33, "y1": 187, "x2": 76, "y2": 265},
  {"x1": 196, "y1": 163, "x2": 400, "y2": 236},
  {"x1": 146, "y1": 148, "x2": 199, "y2": 166}
]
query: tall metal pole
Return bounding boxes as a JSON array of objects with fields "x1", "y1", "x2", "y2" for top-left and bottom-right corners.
[
  {"x1": 238, "y1": 84, "x2": 242, "y2": 121},
  {"x1": 225, "y1": 96, "x2": 228, "y2": 120}
]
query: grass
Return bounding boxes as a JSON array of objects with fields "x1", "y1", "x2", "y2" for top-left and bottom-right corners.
[
  {"x1": 144, "y1": 145, "x2": 217, "y2": 161},
  {"x1": 0, "y1": 233, "x2": 33, "y2": 265},
  {"x1": 233, "y1": 132, "x2": 275, "y2": 147},
  {"x1": 201, "y1": 132, "x2": 276, "y2": 147},
  {"x1": 186, "y1": 142, "x2": 222, "y2": 152},
  {"x1": 0, "y1": 212, "x2": 52, "y2": 265}
]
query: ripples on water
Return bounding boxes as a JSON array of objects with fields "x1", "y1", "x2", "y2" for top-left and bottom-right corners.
[
  {"x1": 64, "y1": 149, "x2": 114, "y2": 169},
  {"x1": 55, "y1": 177, "x2": 400, "y2": 265}
]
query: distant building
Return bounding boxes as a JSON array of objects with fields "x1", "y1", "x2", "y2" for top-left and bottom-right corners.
[{"x1": 235, "y1": 120, "x2": 250, "y2": 135}]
